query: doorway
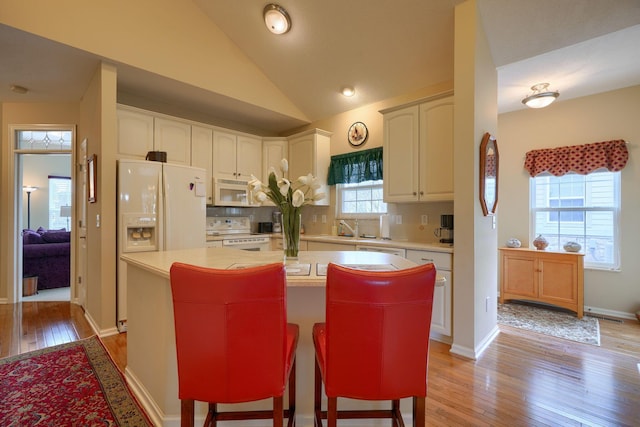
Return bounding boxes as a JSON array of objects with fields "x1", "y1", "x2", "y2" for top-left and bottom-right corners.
[{"x1": 13, "y1": 126, "x2": 75, "y2": 302}]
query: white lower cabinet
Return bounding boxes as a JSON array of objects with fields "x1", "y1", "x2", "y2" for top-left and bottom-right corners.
[
  {"x1": 272, "y1": 237, "x2": 308, "y2": 251},
  {"x1": 405, "y1": 249, "x2": 452, "y2": 340},
  {"x1": 306, "y1": 241, "x2": 356, "y2": 251}
]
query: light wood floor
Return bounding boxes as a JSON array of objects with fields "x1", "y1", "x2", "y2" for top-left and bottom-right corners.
[{"x1": 1, "y1": 301, "x2": 639, "y2": 426}]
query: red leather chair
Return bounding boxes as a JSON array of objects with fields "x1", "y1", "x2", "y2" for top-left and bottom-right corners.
[
  {"x1": 170, "y1": 262, "x2": 298, "y2": 427},
  {"x1": 312, "y1": 262, "x2": 437, "y2": 427}
]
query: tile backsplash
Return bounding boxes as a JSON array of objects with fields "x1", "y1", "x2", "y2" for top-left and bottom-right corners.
[{"x1": 207, "y1": 200, "x2": 454, "y2": 245}]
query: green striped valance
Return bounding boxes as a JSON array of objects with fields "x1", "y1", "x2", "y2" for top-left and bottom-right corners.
[{"x1": 327, "y1": 147, "x2": 383, "y2": 185}]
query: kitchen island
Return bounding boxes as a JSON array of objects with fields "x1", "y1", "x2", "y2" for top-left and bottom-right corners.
[{"x1": 121, "y1": 248, "x2": 423, "y2": 427}]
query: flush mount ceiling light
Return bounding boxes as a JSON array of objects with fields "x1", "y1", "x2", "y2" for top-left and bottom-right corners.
[
  {"x1": 341, "y1": 87, "x2": 355, "y2": 97},
  {"x1": 522, "y1": 83, "x2": 559, "y2": 108},
  {"x1": 10, "y1": 84, "x2": 29, "y2": 94},
  {"x1": 263, "y1": 3, "x2": 291, "y2": 35}
]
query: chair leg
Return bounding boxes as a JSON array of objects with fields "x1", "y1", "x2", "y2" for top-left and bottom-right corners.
[
  {"x1": 413, "y1": 396, "x2": 425, "y2": 427},
  {"x1": 327, "y1": 397, "x2": 337, "y2": 427},
  {"x1": 288, "y1": 358, "x2": 296, "y2": 427},
  {"x1": 392, "y1": 399, "x2": 402, "y2": 427},
  {"x1": 274, "y1": 396, "x2": 284, "y2": 427},
  {"x1": 205, "y1": 403, "x2": 216, "y2": 427},
  {"x1": 314, "y1": 358, "x2": 322, "y2": 427},
  {"x1": 181, "y1": 399, "x2": 194, "y2": 427}
]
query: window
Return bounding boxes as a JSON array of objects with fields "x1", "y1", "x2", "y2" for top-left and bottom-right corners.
[
  {"x1": 16, "y1": 129, "x2": 72, "y2": 150},
  {"x1": 49, "y1": 176, "x2": 72, "y2": 230},
  {"x1": 337, "y1": 180, "x2": 387, "y2": 218},
  {"x1": 530, "y1": 171, "x2": 620, "y2": 270}
]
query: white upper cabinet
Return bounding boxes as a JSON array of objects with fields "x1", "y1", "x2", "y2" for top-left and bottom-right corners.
[
  {"x1": 191, "y1": 125, "x2": 214, "y2": 204},
  {"x1": 382, "y1": 105, "x2": 420, "y2": 202},
  {"x1": 288, "y1": 129, "x2": 331, "y2": 206},
  {"x1": 212, "y1": 131, "x2": 262, "y2": 181},
  {"x1": 381, "y1": 94, "x2": 454, "y2": 202},
  {"x1": 212, "y1": 130, "x2": 238, "y2": 179},
  {"x1": 262, "y1": 138, "x2": 288, "y2": 182},
  {"x1": 154, "y1": 117, "x2": 191, "y2": 165},
  {"x1": 117, "y1": 105, "x2": 191, "y2": 165},
  {"x1": 419, "y1": 97, "x2": 454, "y2": 201},
  {"x1": 236, "y1": 135, "x2": 262, "y2": 179},
  {"x1": 117, "y1": 108, "x2": 154, "y2": 159}
]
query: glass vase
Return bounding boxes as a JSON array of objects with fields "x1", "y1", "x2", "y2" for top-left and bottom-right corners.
[{"x1": 282, "y1": 209, "x2": 301, "y2": 260}]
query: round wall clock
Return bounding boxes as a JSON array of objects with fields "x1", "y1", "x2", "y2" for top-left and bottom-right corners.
[{"x1": 348, "y1": 121, "x2": 368, "y2": 147}]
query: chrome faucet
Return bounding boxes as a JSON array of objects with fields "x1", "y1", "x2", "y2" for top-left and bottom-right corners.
[{"x1": 339, "y1": 219, "x2": 359, "y2": 237}]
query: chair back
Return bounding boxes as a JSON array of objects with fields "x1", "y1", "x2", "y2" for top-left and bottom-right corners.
[
  {"x1": 324, "y1": 262, "x2": 436, "y2": 400},
  {"x1": 170, "y1": 262, "x2": 288, "y2": 403}
]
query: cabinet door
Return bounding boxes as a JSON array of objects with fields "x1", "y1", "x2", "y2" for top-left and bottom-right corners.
[
  {"x1": 236, "y1": 135, "x2": 262, "y2": 179},
  {"x1": 306, "y1": 241, "x2": 356, "y2": 251},
  {"x1": 431, "y1": 270, "x2": 452, "y2": 336},
  {"x1": 273, "y1": 237, "x2": 308, "y2": 251},
  {"x1": 501, "y1": 253, "x2": 537, "y2": 299},
  {"x1": 191, "y1": 125, "x2": 213, "y2": 204},
  {"x1": 405, "y1": 249, "x2": 452, "y2": 337},
  {"x1": 263, "y1": 139, "x2": 288, "y2": 182},
  {"x1": 538, "y1": 257, "x2": 579, "y2": 305},
  {"x1": 212, "y1": 131, "x2": 237, "y2": 179},
  {"x1": 154, "y1": 117, "x2": 191, "y2": 165},
  {"x1": 288, "y1": 131, "x2": 330, "y2": 206},
  {"x1": 117, "y1": 108, "x2": 154, "y2": 159},
  {"x1": 289, "y1": 134, "x2": 314, "y2": 181},
  {"x1": 419, "y1": 97, "x2": 454, "y2": 201},
  {"x1": 383, "y1": 105, "x2": 420, "y2": 202}
]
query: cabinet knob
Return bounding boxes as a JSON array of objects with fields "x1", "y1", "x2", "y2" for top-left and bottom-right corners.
[
  {"x1": 413, "y1": 192, "x2": 417, "y2": 196},
  {"x1": 419, "y1": 191, "x2": 424, "y2": 195}
]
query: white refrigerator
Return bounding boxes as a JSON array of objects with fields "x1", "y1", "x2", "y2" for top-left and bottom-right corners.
[{"x1": 117, "y1": 159, "x2": 207, "y2": 331}]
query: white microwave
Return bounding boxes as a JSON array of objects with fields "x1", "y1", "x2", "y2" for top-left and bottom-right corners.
[{"x1": 213, "y1": 178, "x2": 257, "y2": 207}]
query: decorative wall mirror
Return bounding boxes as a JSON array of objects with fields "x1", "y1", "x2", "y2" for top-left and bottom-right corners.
[
  {"x1": 479, "y1": 132, "x2": 498, "y2": 216},
  {"x1": 87, "y1": 154, "x2": 97, "y2": 203}
]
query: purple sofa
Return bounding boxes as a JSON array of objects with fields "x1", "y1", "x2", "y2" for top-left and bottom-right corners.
[{"x1": 22, "y1": 228, "x2": 71, "y2": 290}]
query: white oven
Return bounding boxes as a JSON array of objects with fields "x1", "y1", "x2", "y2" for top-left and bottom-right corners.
[
  {"x1": 222, "y1": 235, "x2": 271, "y2": 251},
  {"x1": 206, "y1": 216, "x2": 271, "y2": 251}
]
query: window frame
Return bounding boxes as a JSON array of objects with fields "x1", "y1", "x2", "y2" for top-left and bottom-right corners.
[
  {"x1": 336, "y1": 179, "x2": 387, "y2": 219},
  {"x1": 530, "y1": 171, "x2": 621, "y2": 270}
]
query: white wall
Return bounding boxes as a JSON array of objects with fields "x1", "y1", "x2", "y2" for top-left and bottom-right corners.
[
  {"x1": 450, "y1": 0, "x2": 499, "y2": 359},
  {"x1": 498, "y1": 85, "x2": 640, "y2": 317}
]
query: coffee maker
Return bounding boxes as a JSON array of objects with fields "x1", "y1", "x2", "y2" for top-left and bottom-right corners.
[{"x1": 434, "y1": 214, "x2": 454, "y2": 244}]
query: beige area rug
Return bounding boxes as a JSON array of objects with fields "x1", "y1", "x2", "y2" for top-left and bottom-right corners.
[{"x1": 498, "y1": 302, "x2": 600, "y2": 346}]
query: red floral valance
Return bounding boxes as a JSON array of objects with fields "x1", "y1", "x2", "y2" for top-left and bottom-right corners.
[{"x1": 524, "y1": 140, "x2": 628, "y2": 177}]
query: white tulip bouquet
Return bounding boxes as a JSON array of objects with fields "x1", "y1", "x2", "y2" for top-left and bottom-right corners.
[{"x1": 248, "y1": 159, "x2": 325, "y2": 258}]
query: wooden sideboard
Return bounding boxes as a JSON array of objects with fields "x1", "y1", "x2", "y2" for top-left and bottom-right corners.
[{"x1": 499, "y1": 247, "x2": 584, "y2": 318}]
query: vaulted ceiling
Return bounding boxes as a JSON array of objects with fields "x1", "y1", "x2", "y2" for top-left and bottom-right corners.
[{"x1": 1, "y1": 0, "x2": 639, "y2": 134}]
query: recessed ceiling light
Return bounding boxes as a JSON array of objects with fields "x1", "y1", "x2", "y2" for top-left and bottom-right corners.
[
  {"x1": 341, "y1": 87, "x2": 355, "y2": 97},
  {"x1": 522, "y1": 83, "x2": 559, "y2": 108},
  {"x1": 263, "y1": 4, "x2": 291, "y2": 35},
  {"x1": 10, "y1": 84, "x2": 28, "y2": 94}
]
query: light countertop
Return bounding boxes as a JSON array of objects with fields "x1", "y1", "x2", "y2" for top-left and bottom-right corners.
[{"x1": 121, "y1": 248, "x2": 426, "y2": 287}]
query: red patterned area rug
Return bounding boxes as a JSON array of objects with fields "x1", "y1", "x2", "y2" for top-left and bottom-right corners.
[{"x1": 0, "y1": 336, "x2": 152, "y2": 426}]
